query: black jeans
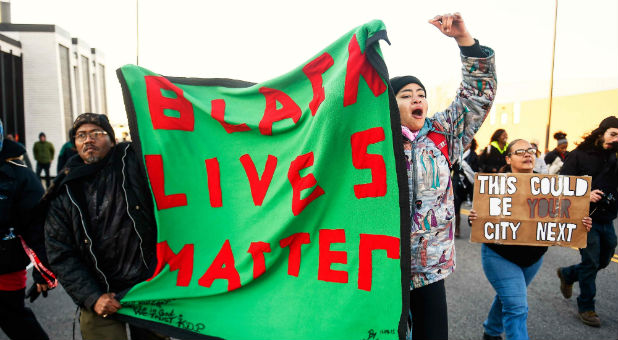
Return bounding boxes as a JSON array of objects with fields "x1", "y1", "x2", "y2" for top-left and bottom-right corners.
[
  {"x1": 0, "y1": 289, "x2": 49, "y2": 340},
  {"x1": 562, "y1": 221, "x2": 617, "y2": 312},
  {"x1": 410, "y1": 279, "x2": 448, "y2": 340},
  {"x1": 35, "y1": 162, "x2": 51, "y2": 188}
]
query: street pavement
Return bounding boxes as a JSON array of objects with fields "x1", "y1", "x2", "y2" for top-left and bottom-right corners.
[{"x1": 2, "y1": 209, "x2": 616, "y2": 340}]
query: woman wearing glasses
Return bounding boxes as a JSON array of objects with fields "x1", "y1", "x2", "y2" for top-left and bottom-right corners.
[{"x1": 469, "y1": 139, "x2": 592, "y2": 340}]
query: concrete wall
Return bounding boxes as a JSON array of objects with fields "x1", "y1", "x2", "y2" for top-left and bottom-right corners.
[
  {"x1": 17, "y1": 30, "x2": 65, "y2": 175},
  {"x1": 0, "y1": 33, "x2": 19, "y2": 54},
  {"x1": 72, "y1": 38, "x2": 92, "y2": 117}
]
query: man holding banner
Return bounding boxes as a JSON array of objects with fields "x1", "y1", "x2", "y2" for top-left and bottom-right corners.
[
  {"x1": 43, "y1": 113, "x2": 165, "y2": 340},
  {"x1": 391, "y1": 12, "x2": 496, "y2": 340}
]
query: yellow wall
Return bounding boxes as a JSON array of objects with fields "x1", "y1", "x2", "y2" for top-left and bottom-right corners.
[{"x1": 473, "y1": 89, "x2": 618, "y2": 153}]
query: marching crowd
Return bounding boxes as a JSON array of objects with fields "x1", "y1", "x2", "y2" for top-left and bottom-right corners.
[{"x1": 1, "y1": 12, "x2": 617, "y2": 340}]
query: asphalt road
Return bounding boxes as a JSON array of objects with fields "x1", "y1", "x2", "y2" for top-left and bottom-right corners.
[{"x1": 2, "y1": 212, "x2": 616, "y2": 340}]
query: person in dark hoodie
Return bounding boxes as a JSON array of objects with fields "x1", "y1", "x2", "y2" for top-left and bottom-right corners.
[
  {"x1": 479, "y1": 128, "x2": 508, "y2": 173},
  {"x1": 557, "y1": 116, "x2": 618, "y2": 327},
  {"x1": 43, "y1": 113, "x2": 166, "y2": 340},
  {"x1": 0, "y1": 119, "x2": 52, "y2": 340},
  {"x1": 5, "y1": 133, "x2": 33, "y2": 169}
]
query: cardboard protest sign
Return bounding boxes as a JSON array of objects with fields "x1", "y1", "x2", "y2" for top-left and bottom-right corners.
[
  {"x1": 115, "y1": 20, "x2": 410, "y2": 339},
  {"x1": 471, "y1": 173, "x2": 590, "y2": 248}
]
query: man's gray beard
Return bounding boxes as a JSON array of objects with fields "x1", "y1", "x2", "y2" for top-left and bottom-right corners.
[{"x1": 84, "y1": 155, "x2": 101, "y2": 164}]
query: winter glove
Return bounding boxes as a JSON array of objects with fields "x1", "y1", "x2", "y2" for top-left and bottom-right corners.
[{"x1": 25, "y1": 283, "x2": 48, "y2": 303}]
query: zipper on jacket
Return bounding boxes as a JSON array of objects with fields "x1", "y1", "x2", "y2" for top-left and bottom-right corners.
[
  {"x1": 66, "y1": 186, "x2": 110, "y2": 292},
  {"x1": 121, "y1": 144, "x2": 149, "y2": 270},
  {"x1": 410, "y1": 140, "x2": 418, "y2": 220}
]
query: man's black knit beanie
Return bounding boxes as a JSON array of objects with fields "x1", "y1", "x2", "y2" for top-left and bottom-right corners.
[{"x1": 71, "y1": 113, "x2": 116, "y2": 145}]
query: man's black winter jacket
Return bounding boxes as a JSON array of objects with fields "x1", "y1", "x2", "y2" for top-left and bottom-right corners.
[
  {"x1": 44, "y1": 142, "x2": 157, "y2": 310},
  {"x1": 560, "y1": 145, "x2": 618, "y2": 223}
]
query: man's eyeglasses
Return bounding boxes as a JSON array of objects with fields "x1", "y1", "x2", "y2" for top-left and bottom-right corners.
[
  {"x1": 508, "y1": 148, "x2": 536, "y2": 157},
  {"x1": 75, "y1": 130, "x2": 108, "y2": 142}
]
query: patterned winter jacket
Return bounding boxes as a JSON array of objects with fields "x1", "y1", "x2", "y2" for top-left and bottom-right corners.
[{"x1": 404, "y1": 46, "x2": 496, "y2": 289}]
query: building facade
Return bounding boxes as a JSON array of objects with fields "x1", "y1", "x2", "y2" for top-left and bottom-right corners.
[
  {"x1": 474, "y1": 80, "x2": 618, "y2": 154},
  {"x1": 0, "y1": 23, "x2": 107, "y2": 175},
  {"x1": 0, "y1": 31, "x2": 24, "y2": 145}
]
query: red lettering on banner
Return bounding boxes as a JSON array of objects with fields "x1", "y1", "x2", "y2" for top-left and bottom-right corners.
[
  {"x1": 148, "y1": 241, "x2": 194, "y2": 287},
  {"x1": 205, "y1": 158, "x2": 222, "y2": 208},
  {"x1": 198, "y1": 240, "x2": 241, "y2": 291},
  {"x1": 258, "y1": 87, "x2": 302, "y2": 135},
  {"x1": 343, "y1": 34, "x2": 387, "y2": 107},
  {"x1": 145, "y1": 75, "x2": 194, "y2": 131},
  {"x1": 318, "y1": 229, "x2": 348, "y2": 283},
  {"x1": 351, "y1": 127, "x2": 387, "y2": 198},
  {"x1": 211, "y1": 99, "x2": 251, "y2": 133},
  {"x1": 287, "y1": 152, "x2": 325, "y2": 216},
  {"x1": 240, "y1": 154, "x2": 278, "y2": 206},
  {"x1": 153, "y1": 230, "x2": 400, "y2": 291},
  {"x1": 302, "y1": 53, "x2": 334, "y2": 116},
  {"x1": 247, "y1": 242, "x2": 272, "y2": 279},
  {"x1": 145, "y1": 155, "x2": 188, "y2": 210},
  {"x1": 358, "y1": 234, "x2": 400, "y2": 291},
  {"x1": 279, "y1": 233, "x2": 311, "y2": 277}
]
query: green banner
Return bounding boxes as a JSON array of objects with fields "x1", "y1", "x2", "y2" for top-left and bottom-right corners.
[{"x1": 116, "y1": 20, "x2": 410, "y2": 340}]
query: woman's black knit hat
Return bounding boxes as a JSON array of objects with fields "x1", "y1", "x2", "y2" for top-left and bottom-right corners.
[{"x1": 390, "y1": 76, "x2": 426, "y2": 96}]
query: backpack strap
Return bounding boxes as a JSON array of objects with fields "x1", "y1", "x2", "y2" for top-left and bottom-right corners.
[{"x1": 427, "y1": 121, "x2": 452, "y2": 169}]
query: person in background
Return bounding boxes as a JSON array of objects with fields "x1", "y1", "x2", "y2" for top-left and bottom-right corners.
[
  {"x1": 529, "y1": 138, "x2": 548, "y2": 174},
  {"x1": 465, "y1": 138, "x2": 480, "y2": 173},
  {"x1": 479, "y1": 129, "x2": 508, "y2": 173},
  {"x1": 56, "y1": 128, "x2": 77, "y2": 173},
  {"x1": 453, "y1": 138, "x2": 478, "y2": 238},
  {"x1": 32, "y1": 132, "x2": 55, "y2": 188},
  {"x1": 469, "y1": 138, "x2": 592, "y2": 340},
  {"x1": 545, "y1": 131, "x2": 568, "y2": 174},
  {"x1": 6, "y1": 133, "x2": 33, "y2": 169},
  {"x1": 391, "y1": 12, "x2": 497, "y2": 340},
  {"x1": 557, "y1": 116, "x2": 618, "y2": 327},
  {"x1": 0, "y1": 119, "x2": 52, "y2": 340}
]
